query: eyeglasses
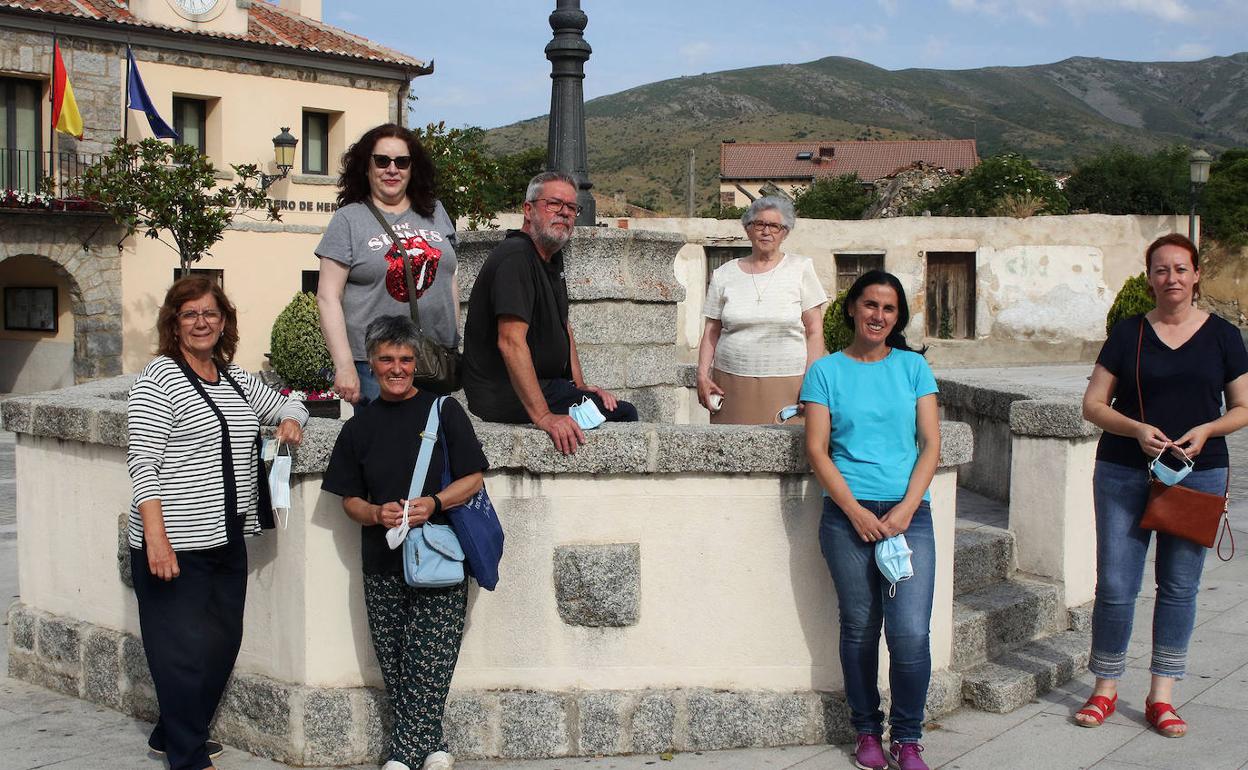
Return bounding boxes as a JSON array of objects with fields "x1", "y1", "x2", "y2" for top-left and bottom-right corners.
[
  {"x1": 371, "y1": 154, "x2": 412, "y2": 170},
  {"x1": 749, "y1": 221, "x2": 788, "y2": 233},
  {"x1": 533, "y1": 197, "x2": 583, "y2": 216},
  {"x1": 177, "y1": 309, "x2": 223, "y2": 324}
]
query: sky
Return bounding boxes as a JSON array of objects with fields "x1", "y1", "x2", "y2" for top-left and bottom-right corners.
[{"x1": 326, "y1": 0, "x2": 1248, "y2": 131}]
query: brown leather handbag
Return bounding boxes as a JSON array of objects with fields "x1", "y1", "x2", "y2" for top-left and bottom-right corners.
[{"x1": 1133, "y1": 319, "x2": 1236, "y2": 560}]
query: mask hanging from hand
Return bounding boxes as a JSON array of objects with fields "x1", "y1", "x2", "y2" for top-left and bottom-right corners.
[
  {"x1": 1150, "y1": 447, "x2": 1194, "y2": 487},
  {"x1": 267, "y1": 443, "x2": 293, "y2": 530},
  {"x1": 875, "y1": 534, "x2": 914, "y2": 598}
]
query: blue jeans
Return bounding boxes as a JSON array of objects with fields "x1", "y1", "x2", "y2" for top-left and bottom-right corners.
[
  {"x1": 819, "y1": 498, "x2": 935, "y2": 743},
  {"x1": 1090, "y1": 460, "x2": 1224, "y2": 680},
  {"x1": 353, "y1": 360, "x2": 381, "y2": 407}
]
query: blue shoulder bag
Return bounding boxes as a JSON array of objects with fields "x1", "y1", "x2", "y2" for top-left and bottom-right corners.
[
  {"x1": 434, "y1": 396, "x2": 504, "y2": 590},
  {"x1": 401, "y1": 399, "x2": 465, "y2": 588}
]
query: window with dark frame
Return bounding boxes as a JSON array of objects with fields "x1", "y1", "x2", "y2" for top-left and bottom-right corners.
[
  {"x1": 704, "y1": 246, "x2": 751, "y2": 288},
  {"x1": 1, "y1": 76, "x2": 43, "y2": 191},
  {"x1": 833, "y1": 253, "x2": 885, "y2": 293},
  {"x1": 302, "y1": 111, "x2": 329, "y2": 175},
  {"x1": 172, "y1": 97, "x2": 207, "y2": 154},
  {"x1": 301, "y1": 270, "x2": 320, "y2": 295},
  {"x1": 3, "y1": 287, "x2": 57, "y2": 332},
  {"x1": 171, "y1": 268, "x2": 224, "y2": 288}
]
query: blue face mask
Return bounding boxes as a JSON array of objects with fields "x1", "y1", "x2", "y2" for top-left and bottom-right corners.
[
  {"x1": 1150, "y1": 448, "x2": 1193, "y2": 486},
  {"x1": 568, "y1": 397, "x2": 606, "y2": 430},
  {"x1": 775, "y1": 404, "x2": 800, "y2": 423},
  {"x1": 875, "y1": 534, "x2": 913, "y2": 597}
]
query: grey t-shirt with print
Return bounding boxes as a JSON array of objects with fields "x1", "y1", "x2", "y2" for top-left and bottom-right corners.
[{"x1": 315, "y1": 200, "x2": 459, "y2": 361}]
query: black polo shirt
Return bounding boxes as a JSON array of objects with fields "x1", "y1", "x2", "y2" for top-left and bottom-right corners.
[{"x1": 462, "y1": 230, "x2": 571, "y2": 422}]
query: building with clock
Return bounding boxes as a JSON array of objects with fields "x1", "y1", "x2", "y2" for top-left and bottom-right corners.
[{"x1": 0, "y1": 0, "x2": 429, "y2": 391}]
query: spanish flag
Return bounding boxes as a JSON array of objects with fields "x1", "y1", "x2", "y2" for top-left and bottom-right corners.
[{"x1": 52, "y1": 41, "x2": 84, "y2": 139}]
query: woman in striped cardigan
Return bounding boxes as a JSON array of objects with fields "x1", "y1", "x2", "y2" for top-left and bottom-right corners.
[{"x1": 126, "y1": 277, "x2": 308, "y2": 770}]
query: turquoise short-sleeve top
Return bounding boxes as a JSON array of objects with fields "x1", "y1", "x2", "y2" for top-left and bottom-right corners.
[{"x1": 799, "y1": 348, "x2": 938, "y2": 501}]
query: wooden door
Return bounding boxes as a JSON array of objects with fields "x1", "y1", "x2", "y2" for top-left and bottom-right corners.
[{"x1": 925, "y1": 252, "x2": 975, "y2": 339}]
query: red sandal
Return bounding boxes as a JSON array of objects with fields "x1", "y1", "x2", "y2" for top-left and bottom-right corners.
[
  {"x1": 1074, "y1": 693, "x2": 1117, "y2": 727},
  {"x1": 1145, "y1": 698, "x2": 1186, "y2": 738}
]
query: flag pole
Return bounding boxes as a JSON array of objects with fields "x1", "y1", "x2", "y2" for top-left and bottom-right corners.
[
  {"x1": 49, "y1": 33, "x2": 55, "y2": 180},
  {"x1": 123, "y1": 44, "x2": 131, "y2": 144}
]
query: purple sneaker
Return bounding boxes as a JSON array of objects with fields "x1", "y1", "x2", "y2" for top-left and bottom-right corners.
[
  {"x1": 889, "y1": 741, "x2": 929, "y2": 770},
  {"x1": 854, "y1": 733, "x2": 887, "y2": 770}
]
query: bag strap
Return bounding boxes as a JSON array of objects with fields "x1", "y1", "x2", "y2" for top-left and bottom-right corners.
[
  {"x1": 364, "y1": 198, "x2": 425, "y2": 333},
  {"x1": 406, "y1": 397, "x2": 445, "y2": 502},
  {"x1": 1216, "y1": 515, "x2": 1236, "y2": 561},
  {"x1": 1137, "y1": 316, "x2": 1233, "y2": 501}
]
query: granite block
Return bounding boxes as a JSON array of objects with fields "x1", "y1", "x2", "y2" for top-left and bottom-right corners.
[
  {"x1": 499, "y1": 691, "x2": 569, "y2": 758},
  {"x1": 443, "y1": 691, "x2": 493, "y2": 759},
  {"x1": 9, "y1": 603, "x2": 35, "y2": 651},
  {"x1": 360, "y1": 686, "x2": 392, "y2": 762},
  {"x1": 302, "y1": 689, "x2": 355, "y2": 764},
  {"x1": 218, "y1": 672, "x2": 293, "y2": 738},
  {"x1": 553, "y1": 543, "x2": 640, "y2": 627},
  {"x1": 577, "y1": 690, "x2": 628, "y2": 755},
  {"x1": 820, "y1": 690, "x2": 856, "y2": 744},
  {"x1": 630, "y1": 691, "x2": 676, "y2": 754},
  {"x1": 38, "y1": 615, "x2": 82, "y2": 667},
  {"x1": 82, "y1": 627, "x2": 123, "y2": 709},
  {"x1": 686, "y1": 690, "x2": 752, "y2": 750}
]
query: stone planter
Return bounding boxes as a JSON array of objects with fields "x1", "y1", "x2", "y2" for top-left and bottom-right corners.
[{"x1": 302, "y1": 398, "x2": 340, "y2": 419}]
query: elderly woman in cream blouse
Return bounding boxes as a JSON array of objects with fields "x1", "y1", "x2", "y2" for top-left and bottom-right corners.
[{"x1": 696, "y1": 196, "x2": 828, "y2": 424}]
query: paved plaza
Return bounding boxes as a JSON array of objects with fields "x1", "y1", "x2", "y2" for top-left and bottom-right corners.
[{"x1": 1, "y1": 417, "x2": 1246, "y2": 769}]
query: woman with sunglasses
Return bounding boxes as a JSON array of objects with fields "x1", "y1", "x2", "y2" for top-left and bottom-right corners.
[
  {"x1": 697, "y1": 196, "x2": 827, "y2": 424},
  {"x1": 317, "y1": 123, "x2": 460, "y2": 405}
]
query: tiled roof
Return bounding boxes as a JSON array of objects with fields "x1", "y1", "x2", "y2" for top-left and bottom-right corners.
[
  {"x1": 2, "y1": 0, "x2": 427, "y2": 69},
  {"x1": 720, "y1": 139, "x2": 979, "y2": 183}
]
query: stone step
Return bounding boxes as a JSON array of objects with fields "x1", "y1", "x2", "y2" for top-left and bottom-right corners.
[
  {"x1": 961, "y1": 630, "x2": 1091, "y2": 713},
  {"x1": 953, "y1": 525, "x2": 1015, "y2": 596},
  {"x1": 952, "y1": 577, "x2": 1065, "y2": 671}
]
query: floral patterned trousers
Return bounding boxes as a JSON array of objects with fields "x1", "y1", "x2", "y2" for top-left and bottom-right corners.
[{"x1": 363, "y1": 574, "x2": 468, "y2": 767}]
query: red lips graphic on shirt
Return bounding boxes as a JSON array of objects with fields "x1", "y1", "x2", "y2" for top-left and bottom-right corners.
[{"x1": 384, "y1": 236, "x2": 442, "y2": 303}]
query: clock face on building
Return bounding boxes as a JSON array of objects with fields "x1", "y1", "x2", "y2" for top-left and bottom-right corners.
[{"x1": 167, "y1": 0, "x2": 224, "y2": 21}]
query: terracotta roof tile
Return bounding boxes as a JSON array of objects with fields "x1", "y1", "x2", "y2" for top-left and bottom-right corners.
[
  {"x1": 3, "y1": 0, "x2": 427, "y2": 68},
  {"x1": 721, "y1": 139, "x2": 979, "y2": 183}
]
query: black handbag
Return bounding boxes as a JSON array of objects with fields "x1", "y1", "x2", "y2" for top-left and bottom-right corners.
[{"x1": 364, "y1": 200, "x2": 460, "y2": 393}]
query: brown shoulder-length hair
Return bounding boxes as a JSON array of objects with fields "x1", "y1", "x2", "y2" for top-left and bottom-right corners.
[
  {"x1": 156, "y1": 277, "x2": 239, "y2": 364},
  {"x1": 1144, "y1": 232, "x2": 1201, "y2": 300},
  {"x1": 335, "y1": 123, "x2": 436, "y2": 217}
]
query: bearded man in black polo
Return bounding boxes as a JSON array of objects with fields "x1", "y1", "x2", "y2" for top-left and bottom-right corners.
[{"x1": 461, "y1": 171, "x2": 638, "y2": 455}]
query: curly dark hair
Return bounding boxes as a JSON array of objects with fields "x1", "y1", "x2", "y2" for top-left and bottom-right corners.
[
  {"x1": 156, "y1": 277, "x2": 239, "y2": 364},
  {"x1": 335, "y1": 123, "x2": 436, "y2": 216}
]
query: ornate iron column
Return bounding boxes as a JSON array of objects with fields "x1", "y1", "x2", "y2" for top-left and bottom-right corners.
[{"x1": 545, "y1": 0, "x2": 595, "y2": 224}]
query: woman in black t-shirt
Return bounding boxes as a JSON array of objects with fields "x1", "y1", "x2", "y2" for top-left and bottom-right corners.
[
  {"x1": 1077, "y1": 234, "x2": 1248, "y2": 737},
  {"x1": 322, "y1": 315, "x2": 488, "y2": 770}
]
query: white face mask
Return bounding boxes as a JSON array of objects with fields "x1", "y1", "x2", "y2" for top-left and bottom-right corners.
[
  {"x1": 267, "y1": 443, "x2": 292, "y2": 530},
  {"x1": 385, "y1": 499, "x2": 410, "y2": 549}
]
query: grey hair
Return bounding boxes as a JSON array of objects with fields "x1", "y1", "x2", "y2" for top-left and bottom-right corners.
[
  {"x1": 364, "y1": 315, "x2": 421, "y2": 359},
  {"x1": 525, "y1": 170, "x2": 579, "y2": 203},
  {"x1": 741, "y1": 196, "x2": 796, "y2": 231}
]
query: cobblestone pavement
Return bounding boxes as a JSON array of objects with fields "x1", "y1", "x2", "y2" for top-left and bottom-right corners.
[{"x1": 1, "y1": 415, "x2": 1246, "y2": 769}]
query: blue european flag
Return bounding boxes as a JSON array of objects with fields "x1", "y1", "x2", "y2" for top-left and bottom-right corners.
[{"x1": 126, "y1": 46, "x2": 179, "y2": 140}]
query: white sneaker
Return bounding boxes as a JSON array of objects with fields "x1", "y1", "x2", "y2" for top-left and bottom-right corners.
[
  {"x1": 381, "y1": 761, "x2": 412, "y2": 770},
  {"x1": 422, "y1": 751, "x2": 455, "y2": 770}
]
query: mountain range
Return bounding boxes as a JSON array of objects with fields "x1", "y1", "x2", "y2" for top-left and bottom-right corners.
[{"x1": 482, "y1": 53, "x2": 1248, "y2": 214}]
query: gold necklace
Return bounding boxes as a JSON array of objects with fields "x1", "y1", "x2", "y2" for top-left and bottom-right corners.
[{"x1": 749, "y1": 256, "x2": 780, "y2": 303}]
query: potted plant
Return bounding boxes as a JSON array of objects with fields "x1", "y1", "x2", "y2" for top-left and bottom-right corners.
[{"x1": 269, "y1": 292, "x2": 339, "y2": 418}]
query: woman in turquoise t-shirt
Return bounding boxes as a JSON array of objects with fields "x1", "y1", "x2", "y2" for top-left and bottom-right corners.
[{"x1": 800, "y1": 270, "x2": 940, "y2": 770}]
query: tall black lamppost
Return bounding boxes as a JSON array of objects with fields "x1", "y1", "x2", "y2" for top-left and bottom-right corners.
[
  {"x1": 1188, "y1": 149, "x2": 1212, "y2": 244},
  {"x1": 545, "y1": 0, "x2": 595, "y2": 225}
]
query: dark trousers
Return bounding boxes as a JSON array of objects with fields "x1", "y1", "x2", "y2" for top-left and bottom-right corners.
[
  {"x1": 363, "y1": 575, "x2": 467, "y2": 768},
  {"x1": 131, "y1": 538, "x2": 247, "y2": 770},
  {"x1": 542, "y1": 378, "x2": 639, "y2": 422}
]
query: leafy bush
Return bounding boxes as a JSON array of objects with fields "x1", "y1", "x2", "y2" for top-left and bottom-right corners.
[
  {"x1": 1105, "y1": 273, "x2": 1155, "y2": 335},
  {"x1": 793, "y1": 174, "x2": 872, "y2": 220},
  {"x1": 414, "y1": 121, "x2": 501, "y2": 230},
  {"x1": 823, "y1": 289, "x2": 852, "y2": 353},
  {"x1": 909, "y1": 153, "x2": 1068, "y2": 216},
  {"x1": 1065, "y1": 145, "x2": 1188, "y2": 215},
  {"x1": 269, "y1": 293, "x2": 333, "y2": 391}
]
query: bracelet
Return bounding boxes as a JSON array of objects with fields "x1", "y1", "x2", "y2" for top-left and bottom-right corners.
[{"x1": 430, "y1": 494, "x2": 443, "y2": 515}]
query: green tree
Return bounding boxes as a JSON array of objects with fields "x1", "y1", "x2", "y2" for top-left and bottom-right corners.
[
  {"x1": 910, "y1": 153, "x2": 1068, "y2": 216},
  {"x1": 823, "y1": 290, "x2": 852, "y2": 353},
  {"x1": 492, "y1": 146, "x2": 547, "y2": 211},
  {"x1": 1105, "y1": 273, "x2": 1155, "y2": 334},
  {"x1": 1064, "y1": 145, "x2": 1188, "y2": 214},
  {"x1": 80, "y1": 138, "x2": 276, "y2": 276},
  {"x1": 1202, "y1": 153, "x2": 1248, "y2": 246},
  {"x1": 414, "y1": 121, "x2": 501, "y2": 230},
  {"x1": 793, "y1": 174, "x2": 872, "y2": 220},
  {"x1": 269, "y1": 292, "x2": 333, "y2": 392}
]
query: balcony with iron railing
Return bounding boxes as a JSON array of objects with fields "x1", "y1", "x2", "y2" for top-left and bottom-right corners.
[{"x1": 1, "y1": 148, "x2": 102, "y2": 212}]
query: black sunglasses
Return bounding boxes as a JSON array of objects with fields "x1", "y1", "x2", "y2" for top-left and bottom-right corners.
[{"x1": 371, "y1": 153, "x2": 412, "y2": 170}]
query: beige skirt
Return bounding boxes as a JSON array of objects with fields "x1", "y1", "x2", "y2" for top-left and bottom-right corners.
[{"x1": 709, "y1": 368, "x2": 805, "y2": 425}]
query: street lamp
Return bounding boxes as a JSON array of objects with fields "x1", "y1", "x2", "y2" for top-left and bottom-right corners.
[
  {"x1": 260, "y1": 127, "x2": 298, "y2": 190},
  {"x1": 1188, "y1": 148, "x2": 1212, "y2": 243}
]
